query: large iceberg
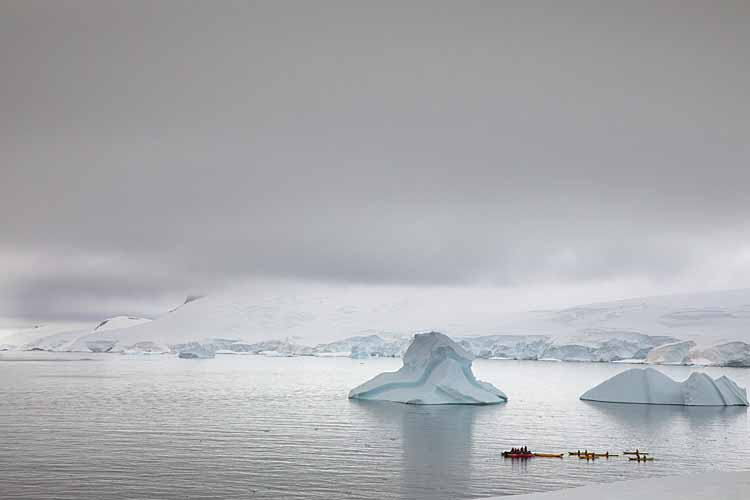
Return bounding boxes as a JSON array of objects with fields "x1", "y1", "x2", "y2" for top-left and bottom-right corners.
[
  {"x1": 348, "y1": 332, "x2": 507, "y2": 405},
  {"x1": 580, "y1": 368, "x2": 749, "y2": 406}
]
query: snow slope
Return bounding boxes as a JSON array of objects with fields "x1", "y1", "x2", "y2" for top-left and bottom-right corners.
[
  {"x1": 0, "y1": 321, "x2": 91, "y2": 351},
  {"x1": 481, "y1": 471, "x2": 750, "y2": 500},
  {"x1": 488, "y1": 288, "x2": 750, "y2": 346},
  {"x1": 0, "y1": 316, "x2": 152, "y2": 352},
  {"x1": 348, "y1": 332, "x2": 507, "y2": 405},
  {"x1": 459, "y1": 289, "x2": 750, "y2": 366},
  {"x1": 61, "y1": 284, "x2": 530, "y2": 353},
  {"x1": 6, "y1": 288, "x2": 750, "y2": 366},
  {"x1": 580, "y1": 367, "x2": 749, "y2": 406},
  {"x1": 93, "y1": 316, "x2": 151, "y2": 332}
]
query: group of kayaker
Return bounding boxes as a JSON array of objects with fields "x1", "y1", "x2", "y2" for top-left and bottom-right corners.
[
  {"x1": 503, "y1": 447, "x2": 653, "y2": 461},
  {"x1": 508, "y1": 446, "x2": 531, "y2": 454}
]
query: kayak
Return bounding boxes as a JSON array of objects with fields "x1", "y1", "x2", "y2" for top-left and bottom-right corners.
[
  {"x1": 533, "y1": 453, "x2": 564, "y2": 458},
  {"x1": 502, "y1": 453, "x2": 534, "y2": 458},
  {"x1": 628, "y1": 456, "x2": 654, "y2": 461},
  {"x1": 568, "y1": 451, "x2": 616, "y2": 458},
  {"x1": 624, "y1": 451, "x2": 649, "y2": 455}
]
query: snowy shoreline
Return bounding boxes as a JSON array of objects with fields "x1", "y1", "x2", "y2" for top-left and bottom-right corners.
[{"x1": 480, "y1": 471, "x2": 750, "y2": 500}]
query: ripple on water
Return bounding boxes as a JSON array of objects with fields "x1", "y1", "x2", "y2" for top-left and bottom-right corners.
[{"x1": 0, "y1": 354, "x2": 748, "y2": 500}]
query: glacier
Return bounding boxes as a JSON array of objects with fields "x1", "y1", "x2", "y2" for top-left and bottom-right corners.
[
  {"x1": 580, "y1": 367, "x2": 749, "y2": 406},
  {"x1": 176, "y1": 343, "x2": 216, "y2": 359},
  {"x1": 4, "y1": 288, "x2": 750, "y2": 368},
  {"x1": 348, "y1": 332, "x2": 507, "y2": 405},
  {"x1": 313, "y1": 335, "x2": 410, "y2": 358}
]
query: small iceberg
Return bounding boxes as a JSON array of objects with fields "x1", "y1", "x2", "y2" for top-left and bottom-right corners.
[
  {"x1": 348, "y1": 331, "x2": 507, "y2": 405},
  {"x1": 580, "y1": 367, "x2": 749, "y2": 406}
]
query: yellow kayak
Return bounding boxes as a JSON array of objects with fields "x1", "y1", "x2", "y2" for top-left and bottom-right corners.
[
  {"x1": 534, "y1": 453, "x2": 564, "y2": 458},
  {"x1": 568, "y1": 451, "x2": 616, "y2": 458}
]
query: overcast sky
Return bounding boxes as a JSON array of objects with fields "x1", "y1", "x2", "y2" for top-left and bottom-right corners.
[{"x1": 1, "y1": 1, "x2": 749, "y2": 322}]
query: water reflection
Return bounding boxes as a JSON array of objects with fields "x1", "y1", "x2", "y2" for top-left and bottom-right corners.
[
  {"x1": 3, "y1": 355, "x2": 750, "y2": 500},
  {"x1": 351, "y1": 401, "x2": 486, "y2": 500},
  {"x1": 582, "y1": 401, "x2": 748, "y2": 453},
  {"x1": 583, "y1": 401, "x2": 746, "y2": 429}
]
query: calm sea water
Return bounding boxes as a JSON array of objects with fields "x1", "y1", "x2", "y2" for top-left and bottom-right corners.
[{"x1": 1, "y1": 353, "x2": 748, "y2": 500}]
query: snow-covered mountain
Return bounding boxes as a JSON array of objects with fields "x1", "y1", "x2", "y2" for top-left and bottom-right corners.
[
  {"x1": 3, "y1": 288, "x2": 750, "y2": 367},
  {"x1": 0, "y1": 316, "x2": 151, "y2": 352},
  {"x1": 93, "y1": 316, "x2": 152, "y2": 332}
]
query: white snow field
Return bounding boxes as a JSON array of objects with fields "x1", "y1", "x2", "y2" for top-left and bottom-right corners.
[
  {"x1": 91, "y1": 316, "x2": 152, "y2": 332},
  {"x1": 0, "y1": 321, "x2": 91, "y2": 351},
  {"x1": 481, "y1": 471, "x2": 750, "y2": 500},
  {"x1": 580, "y1": 367, "x2": 749, "y2": 406},
  {"x1": 0, "y1": 316, "x2": 148, "y2": 352},
  {"x1": 3, "y1": 288, "x2": 750, "y2": 366},
  {"x1": 348, "y1": 332, "x2": 507, "y2": 405}
]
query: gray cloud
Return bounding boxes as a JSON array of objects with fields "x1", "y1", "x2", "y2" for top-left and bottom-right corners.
[{"x1": 1, "y1": 1, "x2": 749, "y2": 320}]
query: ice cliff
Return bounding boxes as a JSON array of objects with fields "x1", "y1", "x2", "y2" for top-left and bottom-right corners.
[
  {"x1": 176, "y1": 343, "x2": 216, "y2": 359},
  {"x1": 580, "y1": 368, "x2": 749, "y2": 406},
  {"x1": 348, "y1": 332, "x2": 507, "y2": 405}
]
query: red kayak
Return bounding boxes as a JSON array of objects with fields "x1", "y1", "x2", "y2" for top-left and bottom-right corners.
[{"x1": 502, "y1": 452, "x2": 534, "y2": 458}]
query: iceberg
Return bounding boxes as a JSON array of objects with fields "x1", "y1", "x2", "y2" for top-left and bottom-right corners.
[
  {"x1": 580, "y1": 368, "x2": 749, "y2": 406},
  {"x1": 348, "y1": 332, "x2": 507, "y2": 405}
]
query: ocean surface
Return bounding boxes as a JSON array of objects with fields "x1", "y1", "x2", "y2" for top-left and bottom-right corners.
[{"x1": 1, "y1": 353, "x2": 748, "y2": 500}]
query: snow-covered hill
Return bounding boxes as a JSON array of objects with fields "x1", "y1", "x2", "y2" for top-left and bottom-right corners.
[
  {"x1": 93, "y1": 316, "x2": 152, "y2": 332},
  {"x1": 4, "y1": 288, "x2": 750, "y2": 366},
  {"x1": 0, "y1": 321, "x2": 90, "y2": 351},
  {"x1": 0, "y1": 316, "x2": 151, "y2": 351}
]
